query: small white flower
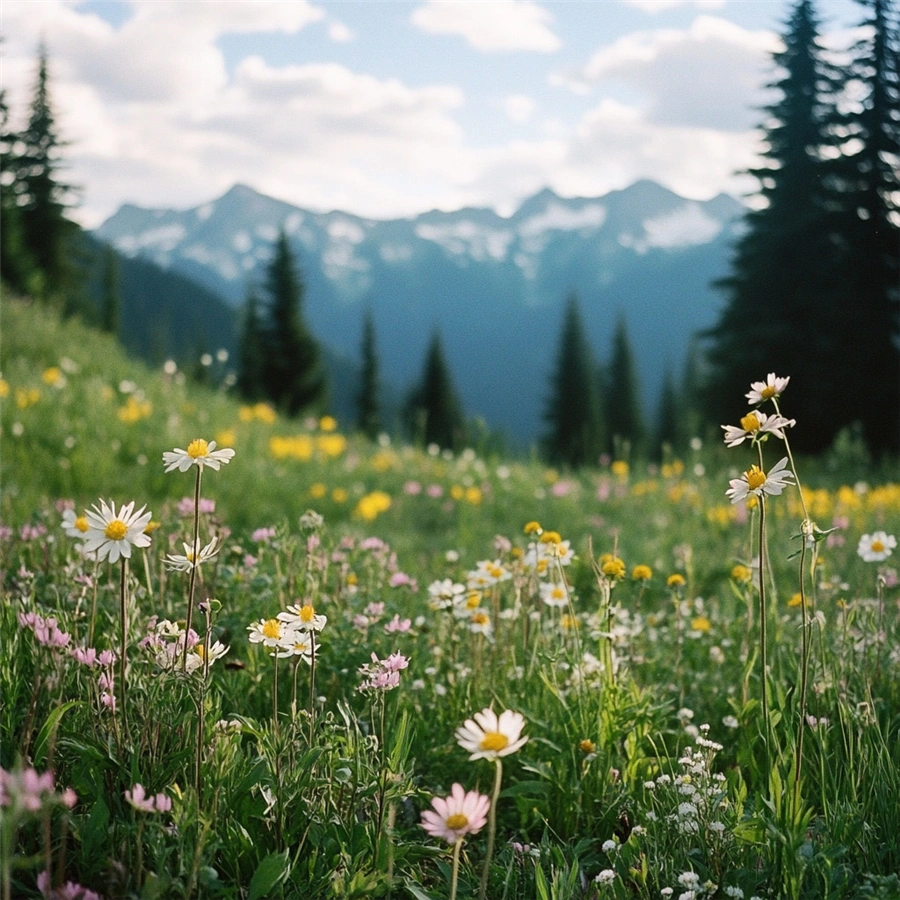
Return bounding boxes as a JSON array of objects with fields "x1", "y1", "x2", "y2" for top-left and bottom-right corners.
[
  {"x1": 594, "y1": 869, "x2": 616, "y2": 887},
  {"x1": 163, "y1": 439, "x2": 235, "y2": 473},
  {"x1": 165, "y1": 536, "x2": 220, "y2": 572},
  {"x1": 540, "y1": 581, "x2": 570, "y2": 608},
  {"x1": 722, "y1": 410, "x2": 795, "y2": 447},
  {"x1": 726, "y1": 457, "x2": 794, "y2": 505},
  {"x1": 277, "y1": 603, "x2": 327, "y2": 632},
  {"x1": 746, "y1": 373, "x2": 790, "y2": 405},
  {"x1": 61, "y1": 509, "x2": 90, "y2": 539},
  {"x1": 601, "y1": 839, "x2": 618, "y2": 853},
  {"x1": 82, "y1": 499, "x2": 152, "y2": 564},
  {"x1": 455, "y1": 707, "x2": 527, "y2": 761},
  {"x1": 857, "y1": 531, "x2": 896, "y2": 562}
]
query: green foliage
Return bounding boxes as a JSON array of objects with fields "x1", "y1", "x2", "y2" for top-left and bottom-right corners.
[
  {"x1": 542, "y1": 294, "x2": 604, "y2": 468},
  {"x1": 237, "y1": 288, "x2": 267, "y2": 402},
  {"x1": 605, "y1": 315, "x2": 645, "y2": 458},
  {"x1": 356, "y1": 308, "x2": 381, "y2": 440}
]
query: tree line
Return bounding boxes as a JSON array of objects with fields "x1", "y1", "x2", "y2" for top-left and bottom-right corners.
[{"x1": 4, "y1": 0, "x2": 898, "y2": 462}]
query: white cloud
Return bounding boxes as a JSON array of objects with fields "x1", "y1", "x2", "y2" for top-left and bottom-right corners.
[
  {"x1": 567, "y1": 16, "x2": 778, "y2": 131},
  {"x1": 505, "y1": 94, "x2": 536, "y2": 123},
  {"x1": 411, "y1": 0, "x2": 561, "y2": 53},
  {"x1": 327, "y1": 20, "x2": 356, "y2": 43},
  {"x1": 619, "y1": 0, "x2": 725, "y2": 12}
]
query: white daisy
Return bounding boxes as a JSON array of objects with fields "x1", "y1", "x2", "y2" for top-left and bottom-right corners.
[
  {"x1": 164, "y1": 536, "x2": 220, "y2": 572},
  {"x1": 163, "y1": 439, "x2": 235, "y2": 473},
  {"x1": 857, "y1": 531, "x2": 896, "y2": 562},
  {"x1": 539, "y1": 581, "x2": 569, "y2": 608},
  {"x1": 722, "y1": 410, "x2": 795, "y2": 447},
  {"x1": 184, "y1": 640, "x2": 229, "y2": 674},
  {"x1": 746, "y1": 373, "x2": 790, "y2": 405},
  {"x1": 277, "y1": 602, "x2": 327, "y2": 633},
  {"x1": 82, "y1": 499, "x2": 152, "y2": 564},
  {"x1": 455, "y1": 707, "x2": 528, "y2": 761},
  {"x1": 61, "y1": 508, "x2": 90, "y2": 539},
  {"x1": 725, "y1": 457, "x2": 794, "y2": 505}
]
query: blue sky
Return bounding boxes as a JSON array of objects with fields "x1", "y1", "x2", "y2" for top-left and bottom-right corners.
[{"x1": 1, "y1": 0, "x2": 863, "y2": 227}]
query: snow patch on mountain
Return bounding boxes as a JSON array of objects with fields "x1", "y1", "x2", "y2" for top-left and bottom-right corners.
[
  {"x1": 114, "y1": 223, "x2": 186, "y2": 257},
  {"x1": 517, "y1": 201, "x2": 606, "y2": 238},
  {"x1": 414, "y1": 220, "x2": 513, "y2": 262}
]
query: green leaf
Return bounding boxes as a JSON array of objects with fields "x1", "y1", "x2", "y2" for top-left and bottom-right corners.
[
  {"x1": 33, "y1": 700, "x2": 81, "y2": 766},
  {"x1": 248, "y1": 850, "x2": 290, "y2": 900},
  {"x1": 405, "y1": 886, "x2": 436, "y2": 900}
]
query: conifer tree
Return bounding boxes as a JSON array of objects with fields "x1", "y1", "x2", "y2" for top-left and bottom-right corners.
[
  {"x1": 99, "y1": 244, "x2": 121, "y2": 335},
  {"x1": 236, "y1": 287, "x2": 266, "y2": 401},
  {"x1": 356, "y1": 308, "x2": 381, "y2": 439},
  {"x1": 703, "y1": 0, "x2": 844, "y2": 452},
  {"x1": 654, "y1": 365, "x2": 679, "y2": 459},
  {"x1": 261, "y1": 231, "x2": 327, "y2": 416},
  {"x1": 0, "y1": 87, "x2": 39, "y2": 296},
  {"x1": 605, "y1": 315, "x2": 645, "y2": 457},
  {"x1": 406, "y1": 331, "x2": 466, "y2": 451},
  {"x1": 826, "y1": 0, "x2": 900, "y2": 453},
  {"x1": 542, "y1": 294, "x2": 603, "y2": 468},
  {"x1": 14, "y1": 45, "x2": 78, "y2": 300}
]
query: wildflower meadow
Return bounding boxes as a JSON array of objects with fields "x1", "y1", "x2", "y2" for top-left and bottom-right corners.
[{"x1": 2, "y1": 298, "x2": 900, "y2": 900}]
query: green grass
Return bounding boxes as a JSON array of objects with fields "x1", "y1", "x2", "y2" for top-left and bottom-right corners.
[{"x1": 2, "y1": 295, "x2": 900, "y2": 900}]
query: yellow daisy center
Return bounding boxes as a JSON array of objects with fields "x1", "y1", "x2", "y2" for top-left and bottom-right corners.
[
  {"x1": 194, "y1": 645, "x2": 206, "y2": 658},
  {"x1": 262, "y1": 619, "x2": 281, "y2": 640},
  {"x1": 746, "y1": 466, "x2": 766, "y2": 491},
  {"x1": 740, "y1": 412, "x2": 761, "y2": 432},
  {"x1": 761, "y1": 385, "x2": 776, "y2": 399},
  {"x1": 551, "y1": 587, "x2": 565, "y2": 599},
  {"x1": 445, "y1": 813, "x2": 468, "y2": 830},
  {"x1": 481, "y1": 732, "x2": 509, "y2": 752},
  {"x1": 187, "y1": 439, "x2": 209, "y2": 459},
  {"x1": 472, "y1": 611, "x2": 490, "y2": 626},
  {"x1": 871, "y1": 540, "x2": 885, "y2": 553},
  {"x1": 579, "y1": 739, "x2": 596, "y2": 754},
  {"x1": 300, "y1": 604, "x2": 316, "y2": 622},
  {"x1": 466, "y1": 592, "x2": 482, "y2": 610},
  {"x1": 105, "y1": 519, "x2": 128, "y2": 541},
  {"x1": 75, "y1": 516, "x2": 89, "y2": 533}
]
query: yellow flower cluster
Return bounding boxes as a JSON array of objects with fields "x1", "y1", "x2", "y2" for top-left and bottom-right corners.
[
  {"x1": 449, "y1": 485, "x2": 483, "y2": 505},
  {"x1": 268, "y1": 433, "x2": 347, "y2": 461},
  {"x1": 118, "y1": 396, "x2": 152, "y2": 424},
  {"x1": 239, "y1": 403, "x2": 278, "y2": 424},
  {"x1": 15, "y1": 387, "x2": 41, "y2": 409},
  {"x1": 354, "y1": 490, "x2": 392, "y2": 521},
  {"x1": 370, "y1": 450, "x2": 398, "y2": 472}
]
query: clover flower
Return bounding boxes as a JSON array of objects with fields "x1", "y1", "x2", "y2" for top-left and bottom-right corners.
[
  {"x1": 725, "y1": 457, "x2": 794, "y2": 505},
  {"x1": 455, "y1": 707, "x2": 527, "y2": 761},
  {"x1": 857, "y1": 531, "x2": 896, "y2": 562},
  {"x1": 746, "y1": 373, "x2": 790, "y2": 405},
  {"x1": 358, "y1": 651, "x2": 410, "y2": 692},
  {"x1": 163, "y1": 439, "x2": 235, "y2": 473},
  {"x1": 81, "y1": 499, "x2": 152, "y2": 564},
  {"x1": 420, "y1": 783, "x2": 490, "y2": 844}
]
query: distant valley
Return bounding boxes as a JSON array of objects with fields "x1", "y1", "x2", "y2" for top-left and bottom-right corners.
[{"x1": 95, "y1": 180, "x2": 745, "y2": 444}]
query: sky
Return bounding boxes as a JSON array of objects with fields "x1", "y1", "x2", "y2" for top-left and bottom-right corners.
[{"x1": 0, "y1": 0, "x2": 864, "y2": 229}]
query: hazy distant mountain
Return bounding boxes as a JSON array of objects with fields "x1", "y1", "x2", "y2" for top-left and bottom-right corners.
[{"x1": 96, "y1": 181, "x2": 745, "y2": 444}]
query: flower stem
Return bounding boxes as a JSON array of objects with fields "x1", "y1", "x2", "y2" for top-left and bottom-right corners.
[
  {"x1": 479, "y1": 759, "x2": 502, "y2": 900},
  {"x1": 119, "y1": 558, "x2": 129, "y2": 735},
  {"x1": 309, "y1": 633, "x2": 317, "y2": 745},
  {"x1": 182, "y1": 466, "x2": 203, "y2": 672},
  {"x1": 449, "y1": 838, "x2": 463, "y2": 900}
]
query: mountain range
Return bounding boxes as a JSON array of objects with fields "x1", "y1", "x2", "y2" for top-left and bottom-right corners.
[{"x1": 95, "y1": 180, "x2": 746, "y2": 445}]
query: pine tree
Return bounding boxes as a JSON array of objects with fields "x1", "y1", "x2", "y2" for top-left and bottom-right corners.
[
  {"x1": 654, "y1": 365, "x2": 679, "y2": 459},
  {"x1": 15, "y1": 45, "x2": 79, "y2": 300},
  {"x1": 261, "y1": 231, "x2": 327, "y2": 416},
  {"x1": 826, "y1": 0, "x2": 900, "y2": 454},
  {"x1": 0, "y1": 87, "x2": 40, "y2": 296},
  {"x1": 356, "y1": 308, "x2": 381, "y2": 439},
  {"x1": 236, "y1": 287, "x2": 266, "y2": 401},
  {"x1": 703, "y1": 0, "x2": 846, "y2": 453},
  {"x1": 99, "y1": 244, "x2": 121, "y2": 335},
  {"x1": 605, "y1": 315, "x2": 645, "y2": 457},
  {"x1": 542, "y1": 294, "x2": 603, "y2": 468},
  {"x1": 406, "y1": 331, "x2": 466, "y2": 451}
]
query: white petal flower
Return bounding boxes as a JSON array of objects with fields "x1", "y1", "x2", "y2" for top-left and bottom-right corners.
[
  {"x1": 746, "y1": 373, "x2": 790, "y2": 405},
  {"x1": 164, "y1": 536, "x2": 220, "y2": 572},
  {"x1": 420, "y1": 783, "x2": 490, "y2": 844},
  {"x1": 61, "y1": 509, "x2": 90, "y2": 539},
  {"x1": 539, "y1": 581, "x2": 569, "y2": 608},
  {"x1": 455, "y1": 707, "x2": 528, "y2": 761},
  {"x1": 722, "y1": 410, "x2": 795, "y2": 447},
  {"x1": 857, "y1": 531, "x2": 896, "y2": 562},
  {"x1": 276, "y1": 602, "x2": 327, "y2": 632},
  {"x1": 725, "y1": 457, "x2": 794, "y2": 505},
  {"x1": 163, "y1": 439, "x2": 235, "y2": 473},
  {"x1": 82, "y1": 500, "x2": 152, "y2": 564},
  {"x1": 184, "y1": 640, "x2": 229, "y2": 673}
]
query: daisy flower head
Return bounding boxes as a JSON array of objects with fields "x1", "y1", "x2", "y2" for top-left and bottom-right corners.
[
  {"x1": 857, "y1": 531, "x2": 896, "y2": 563},
  {"x1": 725, "y1": 457, "x2": 794, "y2": 505},
  {"x1": 420, "y1": 783, "x2": 490, "y2": 844},
  {"x1": 277, "y1": 602, "x2": 327, "y2": 632},
  {"x1": 247, "y1": 617, "x2": 295, "y2": 649},
  {"x1": 722, "y1": 410, "x2": 795, "y2": 447},
  {"x1": 540, "y1": 581, "x2": 569, "y2": 608},
  {"x1": 746, "y1": 373, "x2": 790, "y2": 405},
  {"x1": 164, "y1": 536, "x2": 220, "y2": 572},
  {"x1": 163, "y1": 439, "x2": 235, "y2": 473},
  {"x1": 61, "y1": 509, "x2": 90, "y2": 539},
  {"x1": 456, "y1": 707, "x2": 528, "y2": 761},
  {"x1": 82, "y1": 499, "x2": 152, "y2": 564},
  {"x1": 184, "y1": 640, "x2": 229, "y2": 673}
]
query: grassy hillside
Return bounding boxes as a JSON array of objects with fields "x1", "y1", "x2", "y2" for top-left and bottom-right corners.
[{"x1": 2, "y1": 293, "x2": 900, "y2": 900}]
